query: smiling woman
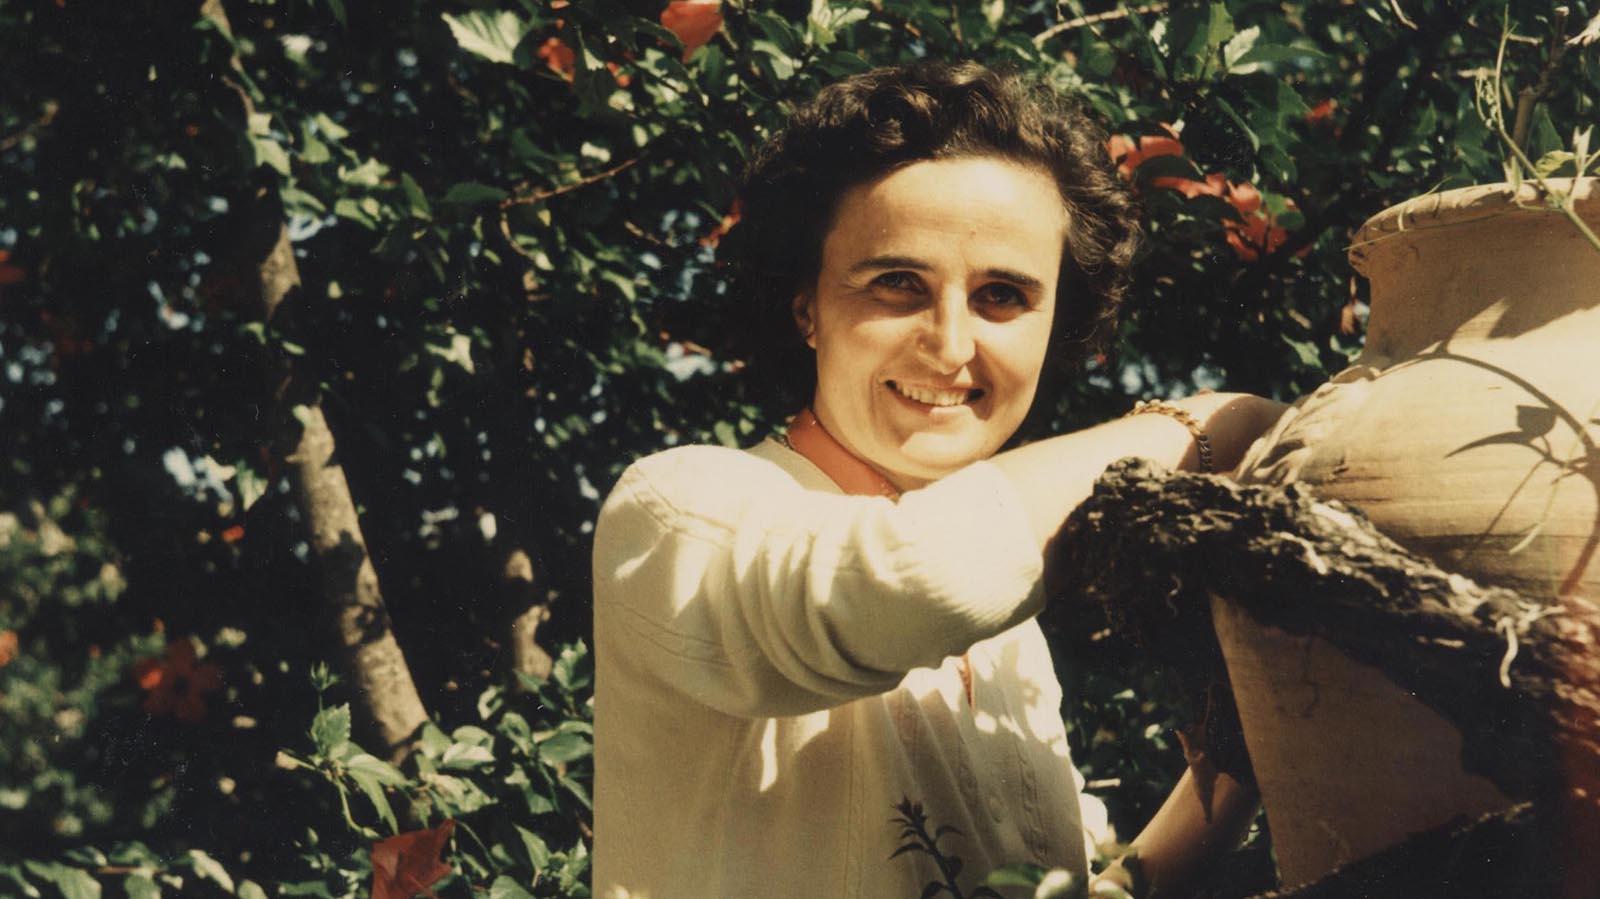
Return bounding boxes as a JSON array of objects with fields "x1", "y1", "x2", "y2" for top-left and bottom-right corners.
[
  {"x1": 592, "y1": 62, "x2": 1287, "y2": 899},
  {"x1": 799, "y1": 156, "x2": 1068, "y2": 489}
]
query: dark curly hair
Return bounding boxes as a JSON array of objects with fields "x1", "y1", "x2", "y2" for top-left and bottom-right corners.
[{"x1": 718, "y1": 60, "x2": 1142, "y2": 418}]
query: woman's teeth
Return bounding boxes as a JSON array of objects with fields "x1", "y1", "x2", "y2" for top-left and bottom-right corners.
[{"x1": 890, "y1": 381, "x2": 979, "y2": 407}]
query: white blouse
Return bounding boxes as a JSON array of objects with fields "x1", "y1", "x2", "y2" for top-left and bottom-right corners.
[{"x1": 592, "y1": 438, "x2": 1089, "y2": 898}]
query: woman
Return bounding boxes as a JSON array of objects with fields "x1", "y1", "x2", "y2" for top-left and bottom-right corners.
[{"x1": 593, "y1": 62, "x2": 1284, "y2": 898}]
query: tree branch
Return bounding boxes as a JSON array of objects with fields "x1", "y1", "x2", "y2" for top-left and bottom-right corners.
[
  {"x1": 501, "y1": 155, "x2": 644, "y2": 209},
  {"x1": 1509, "y1": 7, "x2": 1570, "y2": 153},
  {"x1": 1033, "y1": 3, "x2": 1167, "y2": 47}
]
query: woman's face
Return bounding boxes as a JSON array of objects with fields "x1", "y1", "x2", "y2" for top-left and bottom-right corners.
[{"x1": 796, "y1": 156, "x2": 1070, "y2": 490}]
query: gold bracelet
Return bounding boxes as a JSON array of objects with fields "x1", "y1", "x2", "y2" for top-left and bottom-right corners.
[{"x1": 1124, "y1": 399, "x2": 1214, "y2": 473}]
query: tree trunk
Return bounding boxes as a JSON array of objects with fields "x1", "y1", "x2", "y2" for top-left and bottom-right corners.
[
  {"x1": 501, "y1": 546, "x2": 554, "y2": 681},
  {"x1": 200, "y1": 0, "x2": 427, "y2": 760}
]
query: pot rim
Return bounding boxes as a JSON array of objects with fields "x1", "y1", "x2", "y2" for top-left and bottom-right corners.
[{"x1": 1348, "y1": 176, "x2": 1600, "y2": 277}]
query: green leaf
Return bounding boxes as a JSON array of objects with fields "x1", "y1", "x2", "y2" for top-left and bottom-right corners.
[
  {"x1": 310, "y1": 704, "x2": 351, "y2": 757},
  {"x1": 1534, "y1": 150, "x2": 1576, "y2": 177},
  {"x1": 313, "y1": 112, "x2": 349, "y2": 142},
  {"x1": 0, "y1": 864, "x2": 42, "y2": 899},
  {"x1": 537, "y1": 731, "x2": 591, "y2": 765},
  {"x1": 345, "y1": 753, "x2": 406, "y2": 833},
  {"x1": 515, "y1": 825, "x2": 551, "y2": 870},
  {"x1": 252, "y1": 135, "x2": 291, "y2": 175},
  {"x1": 1530, "y1": 107, "x2": 1564, "y2": 159},
  {"x1": 441, "y1": 741, "x2": 496, "y2": 770},
  {"x1": 982, "y1": 0, "x2": 1005, "y2": 29},
  {"x1": 418, "y1": 722, "x2": 453, "y2": 760},
  {"x1": 550, "y1": 640, "x2": 591, "y2": 693},
  {"x1": 558, "y1": 772, "x2": 592, "y2": 810},
  {"x1": 346, "y1": 752, "x2": 408, "y2": 786},
  {"x1": 452, "y1": 724, "x2": 494, "y2": 746},
  {"x1": 497, "y1": 711, "x2": 533, "y2": 752},
  {"x1": 1166, "y1": 2, "x2": 1233, "y2": 77},
  {"x1": 425, "y1": 332, "x2": 476, "y2": 374},
  {"x1": 1222, "y1": 25, "x2": 1260, "y2": 70},
  {"x1": 23, "y1": 863, "x2": 99, "y2": 899},
  {"x1": 400, "y1": 173, "x2": 432, "y2": 220},
  {"x1": 121, "y1": 874, "x2": 159, "y2": 899},
  {"x1": 982, "y1": 863, "x2": 1045, "y2": 887},
  {"x1": 752, "y1": 12, "x2": 806, "y2": 57},
  {"x1": 61, "y1": 850, "x2": 106, "y2": 869},
  {"x1": 752, "y1": 40, "x2": 796, "y2": 82},
  {"x1": 488, "y1": 876, "x2": 537, "y2": 899},
  {"x1": 186, "y1": 850, "x2": 233, "y2": 894},
  {"x1": 277, "y1": 879, "x2": 338, "y2": 898},
  {"x1": 234, "y1": 461, "x2": 268, "y2": 513},
  {"x1": 442, "y1": 11, "x2": 531, "y2": 65},
  {"x1": 1283, "y1": 335, "x2": 1321, "y2": 370},
  {"x1": 237, "y1": 881, "x2": 269, "y2": 899},
  {"x1": 1212, "y1": 96, "x2": 1259, "y2": 151},
  {"x1": 1229, "y1": 41, "x2": 1329, "y2": 72},
  {"x1": 441, "y1": 182, "x2": 509, "y2": 206},
  {"x1": 333, "y1": 197, "x2": 380, "y2": 229}
]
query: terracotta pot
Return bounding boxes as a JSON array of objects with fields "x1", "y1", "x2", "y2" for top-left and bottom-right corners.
[{"x1": 1222, "y1": 178, "x2": 1600, "y2": 887}]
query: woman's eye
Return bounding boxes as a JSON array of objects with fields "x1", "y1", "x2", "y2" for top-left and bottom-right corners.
[
  {"x1": 977, "y1": 283, "x2": 1028, "y2": 308},
  {"x1": 871, "y1": 272, "x2": 921, "y2": 292}
]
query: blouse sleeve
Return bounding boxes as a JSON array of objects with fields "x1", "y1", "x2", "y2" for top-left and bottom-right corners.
[{"x1": 592, "y1": 444, "x2": 1044, "y2": 718}]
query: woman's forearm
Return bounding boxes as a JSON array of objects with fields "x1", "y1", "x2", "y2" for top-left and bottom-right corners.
[
  {"x1": 990, "y1": 393, "x2": 1288, "y2": 547},
  {"x1": 1099, "y1": 769, "x2": 1260, "y2": 897}
]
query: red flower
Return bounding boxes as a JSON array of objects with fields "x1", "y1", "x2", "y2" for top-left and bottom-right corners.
[
  {"x1": 133, "y1": 638, "x2": 222, "y2": 723},
  {"x1": 661, "y1": 0, "x2": 722, "y2": 59},
  {"x1": 220, "y1": 524, "x2": 245, "y2": 544},
  {"x1": 1305, "y1": 98, "x2": 1338, "y2": 128},
  {"x1": 1158, "y1": 172, "x2": 1229, "y2": 199},
  {"x1": 1223, "y1": 196, "x2": 1307, "y2": 263},
  {"x1": 537, "y1": 36, "x2": 576, "y2": 81},
  {"x1": 371, "y1": 820, "x2": 456, "y2": 899},
  {"x1": 0, "y1": 250, "x2": 24, "y2": 287},
  {"x1": 1106, "y1": 126, "x2": 1184, "y2": 180},
  {"x1": 0, "y1": 630, "x2": 17, "y2": 668},
  {"x1": 1224, "y1": 180, "x2": 1262, "y2": 216},
  {"x1": 699, "y1": 198, "x2": 741, "y2": 248}
]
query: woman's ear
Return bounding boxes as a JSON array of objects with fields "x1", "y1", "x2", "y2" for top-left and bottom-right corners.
[{"x1": 792, "y1": 293, "x2": 817, "y2": 349}]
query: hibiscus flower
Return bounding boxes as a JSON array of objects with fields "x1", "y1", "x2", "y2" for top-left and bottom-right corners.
[
  {"x1": 371, "y1": 820, "x2": 456, "y2": 899},
  {"x1": 133, "y1": 638, "x2": 222, "y2": 722},
  {"x1": 537, "y1": 36, "x2": 576, "y2": 81},
  {"x1": 1224, "y1": 194, "x2": 1307, "y2": 263},
  {"x1": 661, "y1": 0, "x2": 722, "y2": 59},
  {"x1": 1105, "y1": 125, "x2": 1184, "y2": 180}
]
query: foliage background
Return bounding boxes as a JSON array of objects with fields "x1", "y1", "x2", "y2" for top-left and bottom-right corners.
[{"x1": 2, "y1": 0, "x2": 1596, "y2": 896}]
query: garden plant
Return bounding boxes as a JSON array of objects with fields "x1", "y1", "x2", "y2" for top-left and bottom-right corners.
[{"x1": 2, "y1": 0, "x2": 1598, "y2": 896}]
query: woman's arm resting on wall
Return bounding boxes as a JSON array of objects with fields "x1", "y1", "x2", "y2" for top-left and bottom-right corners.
[{"x1": 990, "y1": 392, "x2": 1289, "y2": 548}]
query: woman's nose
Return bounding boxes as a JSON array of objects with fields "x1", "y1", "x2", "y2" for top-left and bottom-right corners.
[{"x1": 916, "y1": 293, "x2": 976, "y2": 371}]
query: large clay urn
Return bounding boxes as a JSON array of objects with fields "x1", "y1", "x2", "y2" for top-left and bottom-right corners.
[{"x1": 1219, "y1": 178, "x2": 1600, "y2": 890}]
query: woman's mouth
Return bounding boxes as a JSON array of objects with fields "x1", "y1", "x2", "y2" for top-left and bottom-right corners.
[{"x1": 887, "y1": 380, "x2": 984, "y2": 407}]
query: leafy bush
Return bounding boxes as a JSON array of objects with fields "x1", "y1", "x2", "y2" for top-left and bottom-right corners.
[
  {"x1": 3, "y1": 0, "x2": 1598, "y2": 896},
  {"x1": 1, "y1": 491, "x2": 594, "y2": 898}
]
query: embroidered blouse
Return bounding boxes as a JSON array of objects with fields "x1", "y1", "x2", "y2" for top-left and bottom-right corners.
[{"x1": 592, "y1": 438, "x2": 1089, "y2": 898}]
